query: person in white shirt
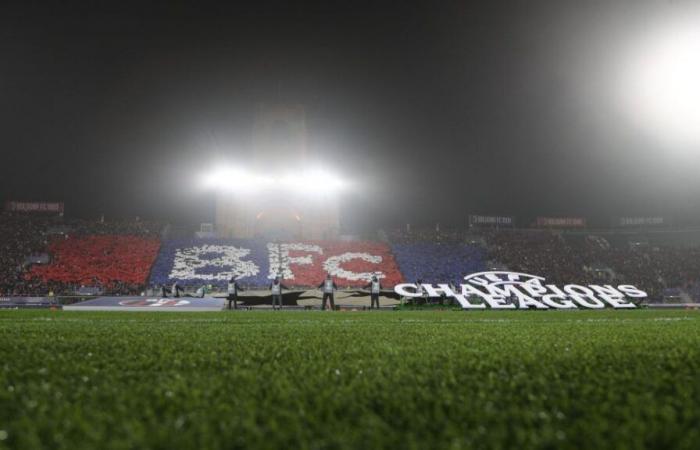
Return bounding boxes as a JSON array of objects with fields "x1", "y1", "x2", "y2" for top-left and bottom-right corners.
[
  {"x1": 317, "y1": 274, "x2": 338, "y2": 311},
  {"x1": 415, "y1": 279, "x2": 427, "y2": 305},
  {"x1": 227, "y1": 276, "x2": 244, "y2": 310},
  {"x1": 269, "y1": 276, "x2": 289, "y2": 310},
  {"x1": 363, "y1": 275, "x2": 382, "y2": 309}
]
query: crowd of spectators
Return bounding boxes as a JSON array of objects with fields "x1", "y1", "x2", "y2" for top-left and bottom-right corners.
[
  {"x1": 484, "y1": 230, "x2": 586, "y2": 285},
  {"x1": 3, "y1": 216, "x2": 700, "y2": 301},
  {"x1": 0, "y1": 214, "x2": 164, "y2": 296},
  {"x1": 391, "y1": 242, "x2": 485, "y2": 285},
  {"x1": 483, "y1": 230, "x2": 700, "y2": 301},
  {"x1": 0, "y1": 214, "x2": 54, "y2": 295},
  {"x1": 28, "y1": 235, "x2": 161, "y2": 295},
  {"x1": 386, "y1": 227, "x2": 470, "y2": 244},
  {"x1": 390, "y1": 227, "x2": 700, "y2": 302},
  {"x1": 65, "y1": 218, "x2": 162, "y2": 237},
  {"x1": 563, "y1": 234, "x2": 665, "y2": 298}
]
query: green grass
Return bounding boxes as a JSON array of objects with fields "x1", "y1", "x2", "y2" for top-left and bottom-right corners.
[{"x1": 0, "y1": 309, "x2": 699, "y2": 449}]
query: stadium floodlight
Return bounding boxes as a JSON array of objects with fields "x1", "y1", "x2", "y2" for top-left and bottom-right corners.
[
  {"x1": 200, "y1": 165, "x2": 348, "y2": 196},
  {"x1": 200, "y1": 167, "x2": 274, "y2": 193},
  {"x1": 620, "y1": 10, "x2": 700, "y2": 148},
  {"x1": 279, "y1": 168, "x2": 347, "y2": 195}
]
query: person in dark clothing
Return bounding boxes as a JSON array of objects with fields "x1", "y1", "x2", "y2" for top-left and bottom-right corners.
[
  {"x1": 318, "y1": 274, "x2": 339, "y2": 311},
  {"x1": 269, "y1": 276, "x2": 289, "y2": 310},
  {"x1": 363, "y1": 274, "x2": 382, "y2": 309},
  {"x1": 172, "y1": 282, "x2": 185, "y2": 298},
  {"x1": 227, "y1": 276, "x2": 244, "y2": 310}
]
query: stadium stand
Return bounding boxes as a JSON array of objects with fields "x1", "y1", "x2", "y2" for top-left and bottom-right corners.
[
  {"x1": 389, "y1": 227, "x2": 700, "y2": 302},
  {"x1": 386, "y1": 227, "x2": 467, "y2": 244},
  {"x1": 484, "y1": 230, "x2": 585, "y2": 285},
  {"x1": 150, "y1": 238, "x2": 270, "y2": 289},
  {"x1": 391, "y1": 242, "x2": 485, "y2": 285},
  {"x1": 0, "y1": 213, "x2": 52, "y2": 295},
  {"x1": 150, "y1": 238, "x2": 404, "y2": 289},
  {"x1": 563, "y1": 233, "x2": 700, "y2": 301},
  {"x1": 3, "y1": 213, "x2": 700, "y2": 301},
  {"x1": 0, "y1": 215, "x2": 163, "y2": 295},
  {"x1": 28, "y1": 235, "x2": 161, "y2": 295}
]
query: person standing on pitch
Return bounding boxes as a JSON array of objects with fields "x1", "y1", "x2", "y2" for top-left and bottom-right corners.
[
  {"x1": 269, "y1": 276, "x2": 289, "y2": 310},
  {"x1": 363, "y1": 274, "x2": 382, "y2": 309},
  {"x1": 227, "y1": 276, "x2": 243, "y2": 310},
  {"x1": 171, "y1": 281, "x2": 184, "y2": 298},
  {"x1": 318, "y1": 273, "x2": 338, "y2": 311},
  {"x1": 415, "y1": 279, "x2": 427, "y2": 306}
]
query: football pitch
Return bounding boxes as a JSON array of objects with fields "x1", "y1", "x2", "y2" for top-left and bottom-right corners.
[{"x1": 0, "y1": 309, "x2": 698, "y2": 449}]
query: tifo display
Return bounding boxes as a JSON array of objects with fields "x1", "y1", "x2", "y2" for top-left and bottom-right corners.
[
  {"x1": 149, "y1": 239, "x2": 404, "y2": 288},
  {"x1": 29, "y1": 235, "x2": 160, "y2": 287},
  {"x1": 3, "y1": 215, "x2": 700, "y2": 306}
]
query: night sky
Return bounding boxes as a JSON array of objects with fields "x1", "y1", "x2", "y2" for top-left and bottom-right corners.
[{"x1": 2, "y1": 1, "x2": 699, "y2": 230}]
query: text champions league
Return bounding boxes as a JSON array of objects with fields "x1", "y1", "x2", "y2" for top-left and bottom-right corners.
[{"x1": 394, "y1": 271, "x2": 647, "y2": 309}]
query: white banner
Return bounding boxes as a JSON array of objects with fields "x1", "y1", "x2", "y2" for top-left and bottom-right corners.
[{"x1": 395, "y1": 271, "x2": 645, "y2": 309}]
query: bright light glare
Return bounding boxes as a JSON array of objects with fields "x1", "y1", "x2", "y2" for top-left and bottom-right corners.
[
  {"x1": 281, "y1": 169, "x2": 346, "y2": 193},
  {"x1": 201, "y1": 168, "x2": 274, "y2": 193},
  {"x1": 200, "y1": 166, "x2": 348, "y2": 196},
  {"x1": 621, "y1": 12, "x2": 700, "y2": 147}
]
